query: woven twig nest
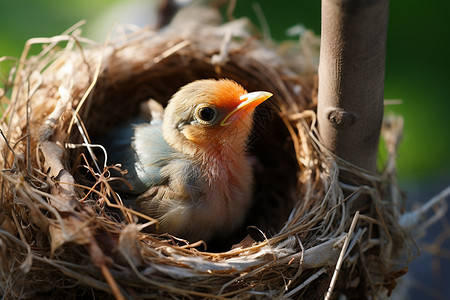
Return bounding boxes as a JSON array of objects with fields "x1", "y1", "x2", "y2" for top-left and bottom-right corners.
[{"x1": 1, "y1": 6, "x2": 413, "y2": 299}]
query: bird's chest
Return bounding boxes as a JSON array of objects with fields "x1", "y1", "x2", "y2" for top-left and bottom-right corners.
[
  {"x1": 141, "y1": 144, "x2": 253, "y2": 241},
  {"x1": 194, "y1": 150, "x2": 253, "y2": 222}
]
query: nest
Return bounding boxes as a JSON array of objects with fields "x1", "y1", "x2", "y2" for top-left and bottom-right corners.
[{"x1": 0, "y1": 6, "x2": 414, "y2": 300}]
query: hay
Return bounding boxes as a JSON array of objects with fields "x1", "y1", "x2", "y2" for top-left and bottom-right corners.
[{"x1": 0, "y1": 5, "x2": 434, "y2": 299}]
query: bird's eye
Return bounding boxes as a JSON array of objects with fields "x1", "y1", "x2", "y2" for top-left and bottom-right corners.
[{"x1": 195, "y1": 105, "x2": 218, "y2": 124}]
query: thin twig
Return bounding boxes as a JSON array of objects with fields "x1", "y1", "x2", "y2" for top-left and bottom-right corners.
[{"x1": 325, "y1": 211, "x2": 360, "y2": 300}]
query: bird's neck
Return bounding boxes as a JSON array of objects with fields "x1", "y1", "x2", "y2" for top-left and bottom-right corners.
[
  {"x1": 197, "y1": 141, "x2": 247, "y2": 180},
  {"x1": 164, "y1": 127, "x2": 250, "y2": 187}
]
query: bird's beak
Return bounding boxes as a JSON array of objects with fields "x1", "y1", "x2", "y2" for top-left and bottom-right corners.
[{"x1": 220, "y1": 91, "x2": 273, "y2": 126}]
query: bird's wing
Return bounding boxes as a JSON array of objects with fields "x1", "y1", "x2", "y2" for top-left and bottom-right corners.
[
  {"x1": 103, "y1": 119, "x2": 170, "y2": 194},
  {"x1": 131, "y1": 121, "x2": 178, "y2": 191},
  {"x1": 139, "y1": 99, "x2": 164, "y2": 122}
]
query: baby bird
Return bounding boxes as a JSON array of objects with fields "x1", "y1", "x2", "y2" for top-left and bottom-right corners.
[{"x1": 108, "y1": 79, "x2": 272, "y2": 242}]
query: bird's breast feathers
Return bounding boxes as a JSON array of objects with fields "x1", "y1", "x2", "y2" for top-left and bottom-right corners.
[{"x1": 132, "y1": 122, "x2": 252, "y2": 241}]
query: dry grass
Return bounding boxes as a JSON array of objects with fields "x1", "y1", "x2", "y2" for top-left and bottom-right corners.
[{"x1": 0, "y1": 6, "x2": 441, "y2": 299}]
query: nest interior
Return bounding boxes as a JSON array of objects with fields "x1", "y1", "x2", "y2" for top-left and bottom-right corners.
[
  {"x1": 0, "y1": 7, "x2": 413, "y2": 300},
  {"x1": 82, "y1": 54, "x2": 305, "y2": 243}
]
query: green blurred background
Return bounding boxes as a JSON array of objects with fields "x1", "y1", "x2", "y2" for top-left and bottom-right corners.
[{"x1": 0, "y1": 0, "x2": 449, "y2": 298}]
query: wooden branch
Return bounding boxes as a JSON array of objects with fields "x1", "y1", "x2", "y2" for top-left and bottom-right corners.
[{"x1": 317, "y1": 0, "x2": 390, "y2": 172}]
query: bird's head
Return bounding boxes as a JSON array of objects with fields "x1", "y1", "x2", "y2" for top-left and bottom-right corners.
[{"x1": 161, "y1": 79, "x2": 272, "y2": 156}]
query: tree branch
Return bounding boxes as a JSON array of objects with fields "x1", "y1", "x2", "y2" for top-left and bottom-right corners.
[{"x1": 317, "y1": 0, "x2": 390, "y2": 172}]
